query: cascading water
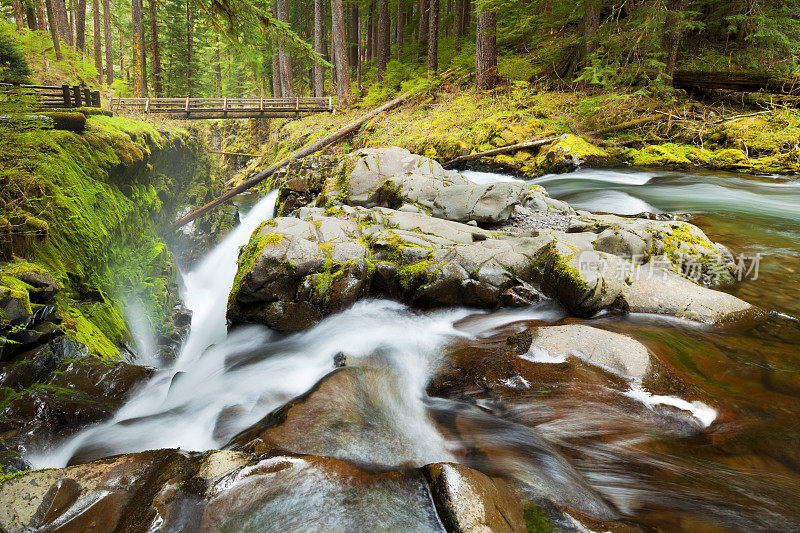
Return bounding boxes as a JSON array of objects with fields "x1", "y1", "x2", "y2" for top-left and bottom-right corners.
[{"x1": 28, "y1": 169, "x2": 800, "y2": 531}]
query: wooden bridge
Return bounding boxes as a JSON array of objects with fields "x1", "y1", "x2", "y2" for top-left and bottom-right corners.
[
  {"x1": 109, "y1": 96, "x2": 336, "y2": 119},
  {"x1": 1, "y1": 83, "x2": 102, "y2": 109}
]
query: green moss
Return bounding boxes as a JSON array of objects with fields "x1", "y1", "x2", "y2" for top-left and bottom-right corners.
[
  {"x1": 398, "y1": 259, "x2": 437, "y2": 291},
  {"x1": 228, "y1": 227, "x2": 284, "y2": 310},
  {"x1": 523, "y1": 503, "x2": 556, "y2": 533}
]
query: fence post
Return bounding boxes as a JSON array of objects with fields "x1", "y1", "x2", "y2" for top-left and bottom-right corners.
[
  {"x1": 145, "y1": 97, "x2": 151, "y2": 113},
  {"x1": 92, "y1": 91, "x2": 100, "y2": 107},
  {"x1": 185, "y1": 96, "x2": 190, "y2": 116},
  {"x1": 72, "y1": 86, "x2": 82, "y2": 107},
  {"x1": 83, "y1": 88, "x2": 91, "y2": 107},
  {"x1": 62, "y1": 84, "x2": 71, "y2": 107},
  {"x1": 223, "y1": 96, "x2": 227, "y2": 117}
]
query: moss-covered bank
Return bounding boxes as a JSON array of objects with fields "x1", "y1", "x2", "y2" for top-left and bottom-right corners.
[
  {"x1": 1, "y1": 114, "x2": 219, "y2": 359},
  {"x1": 232, "y1": 84, "x2": 800, "y2": 186}
]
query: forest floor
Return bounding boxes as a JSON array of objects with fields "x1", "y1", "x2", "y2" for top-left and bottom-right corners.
[{"x1": 224, "y1": 82, "x2": 800, "y2": 190}]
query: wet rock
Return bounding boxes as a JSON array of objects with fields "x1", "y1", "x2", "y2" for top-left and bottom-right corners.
[
  {"x1": 332, "y1": 147, "x2": 528, "y2": 223},
  {"x1": 4, "y1": 449, "x2": 523, "y2": 532},
  {"x1": 527, "y1": 324, "x2": 650, "y2": 380},
  {"x1": 534, "y1": 134, "x2": 620, "y2": 174},
  {"x1": 226, "y1": 366, "x2": 449, "y2": 467},
  {"x1": 0, "y1": 337, "x2": 86, "y2": 391},
  {"x1": 0, "y1": 357, "x2": 153, "y2": 460},
  {"x1": 424, "y1": 462, "x2": 527, "y2": 533}
]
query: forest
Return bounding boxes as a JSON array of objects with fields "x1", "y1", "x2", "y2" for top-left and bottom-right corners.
[{"x1": 3, "y1": 0, "x2": 800, "y2": 102}]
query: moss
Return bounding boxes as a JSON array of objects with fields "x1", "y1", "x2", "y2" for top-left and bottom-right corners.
[
  {"x1": 228, "y1": 227, "x2": 284, "y2": 310},
  {"x1": 523, "y1": 503, "x2": 556, "y2": 533},
  {"x1": 398, "y1": 259, "x2": 437, "y2": 291}
]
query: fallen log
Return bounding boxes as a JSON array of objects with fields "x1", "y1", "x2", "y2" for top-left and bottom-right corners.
[
  {"x1": 442, "y1": 115, "x2": 667, "y2": 169},
  {"x1": 209, "y1": 150, "x2": 261, "y2": 157},
  {"x1": 169, "y1": 70, "x2": 457, "y2": 231},
  {"x1": 442, "y1": 136, "x2": 561, "y2": 169},
  {"x1": 673, "y1": 70, "x2": 800, "y2": 95}
]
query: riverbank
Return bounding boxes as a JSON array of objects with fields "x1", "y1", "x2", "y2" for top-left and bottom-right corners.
[{"x1": 231, "y1": 83, "x2": 800, "y2": 191}]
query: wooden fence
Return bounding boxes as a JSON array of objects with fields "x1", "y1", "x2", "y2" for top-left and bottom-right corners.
[{"x1": 0, "y1": 83, "x2": 102, "y2": 109}]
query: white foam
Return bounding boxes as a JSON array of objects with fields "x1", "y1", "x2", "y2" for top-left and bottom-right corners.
[{"x1": 624, "y1": 382, "x2": 717, "y2": 427}]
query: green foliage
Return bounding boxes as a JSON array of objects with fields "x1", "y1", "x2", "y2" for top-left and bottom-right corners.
[{"x1": 0, "y1": 23, "x2": 30, "y2": 84}]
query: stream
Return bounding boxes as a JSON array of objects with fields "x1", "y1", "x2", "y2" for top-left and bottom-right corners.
[{"x1": 29, "y1": 168, "x2": 800, "y2": 531}]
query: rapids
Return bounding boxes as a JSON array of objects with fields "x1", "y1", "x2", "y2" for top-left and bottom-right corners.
[{"x1": 30, "y1": 167, "x2": 800, "y2": 531}]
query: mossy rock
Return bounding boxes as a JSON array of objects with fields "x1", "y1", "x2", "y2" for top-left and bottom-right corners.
[
  {"x1": 709, "y1": 148, "x2": 750, "y2": 170},
  {"x1": 41, "y1": 112, "x2": 87, "y2": 132},
  {"x1": 535, "y1": 134, "x2": 618, "y2": 174}
]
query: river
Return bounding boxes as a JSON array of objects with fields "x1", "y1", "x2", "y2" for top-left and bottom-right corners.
[{"x1": 29, "y1": 167, "x2": 800, "y2": 531}]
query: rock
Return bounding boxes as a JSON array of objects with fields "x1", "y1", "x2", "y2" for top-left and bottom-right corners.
[
  {"x1": 534, "y1": 135, "x2": 619, "y2": 174},
  {"x1": 528, "y1": 324, "x2": 650, "y2": 379},
  {"x1": 424, "y1": 462, "x2": 527, "y2": 533},
  {"x1": 226, "y1": 366, "x2": 451, "y2": 467},
  {"x1": 0, "y1": 447, "x2": 526, "y2": 533},
  {"x1": 331, "y1": 147, "x2": 528, "y2": 223}
]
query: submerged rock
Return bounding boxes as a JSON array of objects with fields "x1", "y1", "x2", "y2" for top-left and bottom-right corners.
[
  {"x1": 0, "y1": 448, "x2": 527, "y2": 533},
  {"x1": 227, "y1": 147, "x2": 755, "y2": 331}
]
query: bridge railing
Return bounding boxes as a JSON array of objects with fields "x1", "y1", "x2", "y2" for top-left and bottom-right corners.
[
  {"x1": 109, "y1": 96, "x2": 335, "y2": 116},
  {"x1": 0, "y1": 83, "x2": 102, "y2": 109}
]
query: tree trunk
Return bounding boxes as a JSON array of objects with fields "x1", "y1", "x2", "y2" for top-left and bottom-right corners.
[
  {"x1": 377, "y1": 0, "x2": 389, "y2": 77},
  {"x1": 276, "y1": 0, "x2": 294, "y2": 97},
  {"x1": 132, "y1": 0, "x2": 143, "y2": 97},
  {"x1": 453, "y1": 0, "x2": 463, "y2": 38},
  {"x1": 427, "y1": 0, "x2": 439, "y2": 75},
  {"x1": 93, "y1": 0, "x2": 102, "y2": 85},
  {"x1": 149, "y1": 0, "x2": 162, "y2": 95},
  {"x1": 331, "y1": 0, "x2": 350, "y2": 107},
  {"x1": 75, "y1": 0, "x2": 86, "y2": 51},
  {"x1": 44, "y1": 0, "x2": 64, "y2": 60},
  {"x1": 271, "y1": 50, "x2": 282, "y2": 97},
  {"x1": 54, "y1": 0, "x2": 71, "y2": 45},
  {"x1": 475, "y1": 6, "x2": 497, "y2": 89},
  {"x1": 36, "y1": 0, "x2": 48, "y2": 34},
  {"x1": 418, "y1": 0, "x2": 428, "y2": 53},
  {"x1": 562, "y1": 0, "x2": 600, "y2": 78},
  {"x1": 396, "y1": 0, "x2": 403, "y2": 60},
  {"x1": 186, "y1": 0, "x2": 192, "y2": 95},
  {"x1": 661, "y1": 0, "x2": 686, "y2": 84},
  {"x1": 25, "y1": 4, "x2": 37, "y2": 30},
  {"x1": 365, "y1": 1, "x2": 374, "y2": 60},
  {"x1": 13, "y1": 0, "x2": 25, "y2": 31},
  {"x1": 348, "y1": 2, "x2": 358, "y2": 67},
  {"x1": 103, "y1": 0, "x2": 112, "y2": 83},
  {"x1": 214, "y1": 37, "x2": 221, "y2": 96},
  {"x1": 313, "y1": 0, "x2": 325, "y2": 97}
]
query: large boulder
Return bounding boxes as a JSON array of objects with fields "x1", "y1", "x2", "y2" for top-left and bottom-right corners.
[
  {"x1": 0, "y1": 448, "x2": 527, "y2": 533},
  {"x1": 329, "y1": 147, "x2": 528, "y2": 223}
]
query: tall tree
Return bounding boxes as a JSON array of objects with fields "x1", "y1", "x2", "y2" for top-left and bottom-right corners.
[
  {"x1": 313, "y1": 0, "x2": 325, "y2": 97},
  {"x1": 661, "y1": 0, "x2": 686, "y2": 84},
  {"x1": 75, "y1": 0, "x2": 86, "y2": 51},
  {"x1": 396, "y1": 0, "x2": 403, "y2": 60},
  {"x1": 12, "y1": 0, "x2": 25, "y2": 31},
  {"x1": 93, "y1": 0, "x2": 102, "y2": 85},
  {"x1": 427, "y1": 0, "x2": 439, "y2": 74},
  {"x1": 132, "y1": 0, "x2": 144, "y2": 96},
  {"x1": 185, "y1": 0, "x2": 192, "y2": 95},
  {"x1": 365, "y1": 0, "x2": 374, "y2": 60},
  {"x1": 103, "y1": 0, "x2": 113, "y2": 83},
  {"x1": 348, "y1": 2, "x2": 358, "y2": 67},
  {"x1": 276, "y1": 0, "x2": 295, "y2": 97},
  {"x1": 377, "y1": 0, "x2": 389, "y2": 76},
  {"x1": 149, "y1": 0, "x2": 162, "y2": 95},
  {"x1": 561, "y1": 0, "x2": 601, "y2": 78},
  {"x1": 418, "y1": 0, "x2": 428, "y2": 55},
  {"x1": 475, "y1": 3, "x2": 497, "y2": 89},
  {"x1": 331, "y1": 0, "x2": 350, "y2": 107},
  {"x1": 452, "y1": 0, "x2": 464, "y2": 39},
  {"x1": 44, "y1": 0, "x2": 64, "y2": 60},
  {"x1": 35, "y1": 0, "x2": 48, "y2": 34},
  {"x1": 54, "y1": 0, "x2": 72, "y2": 46}
]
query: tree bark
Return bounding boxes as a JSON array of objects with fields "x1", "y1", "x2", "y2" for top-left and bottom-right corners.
[
  {"x1": 75, "y1": 0, "x2": 86, "y2": 51},
  {"x1": 271, "y1": 49, "x2": 282, "y2": 97},
  {"x1": 276, "y1": 0, "x2": 294, "y2": 97},
  {"x1": 365, "y1": 0, "x2": 375, "y2": 60},
  {"x1": 418, "y1": 0, "x2": 428, "y2": 53},
  {"x1": 377, "y1": 0, "x2": 390, "y2": 77},
  {"x1": 661, "y1": 0, "x2": 686, "y2": 84},
  {"x1": 313, "y1": 0, "x2": 325, "y2": 97},
  {"x1": 427, "y1": 0, "x2": 439, "y2": 75},
  {"x1": 103, "y1": 0, "x2": 113, "y2": 83},
  {"x1": 93, "y1": 0, "x2": 102, "y2": 85},
  {"x1": 149, "y1": 0, "x2": 162, "y2": 95},
  {"x1": 396, "y1": 0, "x2": 403, "y2": 60},
  {"x1": 25, "y1": 3, "x2": 37, "y2": 30},
  {"x1": 348, "y1": 2, "x2": 359, "y2": 67},
  {"x1": 562, "y1": 0, "x2": 600, "y2": 78},
  {"x1": 214, "y1": 37, "x2": 222, "y2": 96},
  {"x1": 475, "y1": 6, "x2": 497, "y2": 89},
  {"x1": 331, "y1": 0, "x2": 351, "y2": 107},
  {"x1": 186, "y1": 0, "x2": 192, "y2": 95},
  {"x1": 132, "y1": 0, "x2": 144, "y2": 97},
  {"x1": 36, "y1": 0, "x2": 48, "y2": 34},
  {"x1": 54, "y1": 0, "x2": 71, "y2": 46},
  {"x1": 44, "y1": 0, "x2": 64, "y2": 60},
  {"x1": 13, "y1": 0, "x2": 25, "y2": 31}
]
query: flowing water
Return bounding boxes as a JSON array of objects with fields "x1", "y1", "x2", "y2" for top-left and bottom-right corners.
[{"x1": 30, "y1": 168, "x2": 800, "y2": 531}]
